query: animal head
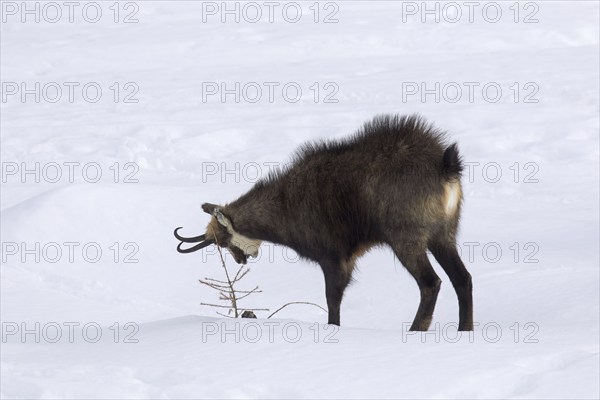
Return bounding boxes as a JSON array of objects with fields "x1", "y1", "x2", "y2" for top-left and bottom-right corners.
[{"x1": 174, "y1": 203, "x2": 261, "y2": 265}]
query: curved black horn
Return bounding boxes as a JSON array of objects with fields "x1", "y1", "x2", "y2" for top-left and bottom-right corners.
[
  {"x1": 177, "y1": 239, "x2": 215, "y2": 253},
  {"x1": 174, "y1": 227, "x2": 206, "y2": 243}
]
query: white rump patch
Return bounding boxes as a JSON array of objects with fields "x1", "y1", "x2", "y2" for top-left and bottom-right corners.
[{"x1": 444, "y1": 181, "x2": 461, "y2": 216}]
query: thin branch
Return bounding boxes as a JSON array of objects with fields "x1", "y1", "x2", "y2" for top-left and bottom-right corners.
[
  {"x1": 219, "y1": 293, "x2": 230, "y2": 301},
  {"x1": 211, "y1": 227, "x2": 240, "y2": 317},
  {"x1": 198, "y1": 280, "x2": 227, "y2": 288},
  {"x1": 202, "y1": 277, "x2": 231, "y2": 285},
  {"x1": 201, "y1": 282, "x2": 256, "y2": 294},
  {"x1": 232, "y1": 264, "x2": 246, "y2": 282},
  {"x1": 200, "y1": 225, "x2": 266, "y2": 318},
  {"x1": 233, "y1": 268, "x2": 250, "y2": 283},
  {"x1": 216, "y1": 311, "x2": 234, "y2": 318},
  {"x1": 200, "y1": 302, "x2": 235, "y2": 309},
  {"x1": 198, "y1": 281, "x2": 229, "y2": 291},
  {"x1": 200, "y1": 302, "x2": 270, "y2": 313},
  {"x1": 235, "y1": 287, "x2": 261, "y2": 301},
  {"x1": 230, "y1": 288, "x2": 263, "y2": 294},
  {"x1": 267, "y1": 302, "x2": 327, "y2": 319}
]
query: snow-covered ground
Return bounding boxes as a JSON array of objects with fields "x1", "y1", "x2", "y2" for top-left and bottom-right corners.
[{"x1": 1, "y1": 1, "x2": 599, "y2": 398}]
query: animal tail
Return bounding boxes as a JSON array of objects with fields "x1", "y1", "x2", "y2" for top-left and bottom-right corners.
[{"x1": 442, "y1": 143, "x2": 463, "y2": 181}]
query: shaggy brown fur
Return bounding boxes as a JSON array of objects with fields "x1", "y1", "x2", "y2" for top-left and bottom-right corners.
[{"x1": 178, "y1": 114, "x2": 473, "y2": 331}]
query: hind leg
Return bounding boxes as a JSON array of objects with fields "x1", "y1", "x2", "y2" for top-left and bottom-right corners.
[
  {"x1": 392, "y1": 242, "x2": 441, "y2": 331},
  {"x1": 429, "y1": 239, "x2": 473, "y2": 331}
]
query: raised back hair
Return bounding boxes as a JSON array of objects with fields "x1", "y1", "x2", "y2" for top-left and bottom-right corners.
[{"x1": 175, "y1": 114, "x2": 473, "y2": 331}]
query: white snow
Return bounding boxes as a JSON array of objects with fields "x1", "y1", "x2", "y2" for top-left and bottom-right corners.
[{"x1": 1, "y1": 1, "x2": 599, "y2": 398}]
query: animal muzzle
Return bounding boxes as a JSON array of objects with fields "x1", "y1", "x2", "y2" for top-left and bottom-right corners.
[{"x1": 228, "y1": 246, "x2": 248, "y2": 265}]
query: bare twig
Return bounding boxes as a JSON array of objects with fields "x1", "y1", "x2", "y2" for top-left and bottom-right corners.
[
  {"x1": 199, "y1": 225, "x2": 265, "y2": 318},
  {"x1": 202, "y1": 277, "x2": 231, "y2": 285},
  {"x1": 201, "y1": 302, "x2": 269, "y2": 311},
  {"x1": 235, "y1": 286, "x2": 261, "y2": 301},
  {"x1": 216, "y1": 311, "x2": 234, "y2": 318},
  {"x1": 200, "y1": 302, "x2": 234, "y2": 309},
  {"x1": 233, "y1": 264, "x2": 246, "y2": 282},
  {"x1": 219, "y1": 292, "x2": 230, "y2": 301},
  {"x1": 212, "y1": 229, "x2": 240, "y2": 317},
  {"x1": 230, "y1": 288, "x2": 263, "y2": 294},
  {"x1": 201, "y1": 227, "x2": 323, "y2": 320},
  {"x1": 235, "y1": 269, "x2": 250, "y2": 283},
  {"x1": 267, "y1": 302, "x2": 327, "y2": 319},
  {"x1": 198, "y1": 280, "x2": 229, "y2": 291}
]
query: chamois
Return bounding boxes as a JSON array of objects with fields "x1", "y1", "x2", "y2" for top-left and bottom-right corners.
[{"x1": 175, "y1": 114, "x2": 473, "y2": 331}]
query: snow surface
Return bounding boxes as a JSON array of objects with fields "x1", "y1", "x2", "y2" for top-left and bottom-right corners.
[{"x1": 1, "y1": 1, "x2": 599, "y2": 398}]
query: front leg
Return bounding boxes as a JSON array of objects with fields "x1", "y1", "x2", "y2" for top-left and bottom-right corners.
[{"x1": 320, "y1": 260, "x2": 353, "y2": 326}]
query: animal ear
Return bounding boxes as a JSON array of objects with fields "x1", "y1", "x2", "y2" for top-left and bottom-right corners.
[
  {"x1": 202, "y1": 203, "x2": 219, "y2": 215},
  {"x1": 214, "y1": 210, "x2": 230, "y2": 228}
]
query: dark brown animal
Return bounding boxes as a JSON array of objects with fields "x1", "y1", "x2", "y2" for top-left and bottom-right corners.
[{"x1": 175, "y1": 114, "x2": 473, "y2": 331}]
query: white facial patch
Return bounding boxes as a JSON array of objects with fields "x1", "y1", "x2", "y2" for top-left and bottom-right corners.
[
  {"x1": 229, "y1": 231, "x2": 262, "y2": 258},
  {"x1": 215, "y1": 211, "x2": 262, "y2": 257},
  {"x1": 444, "y1": 181, "x2": 461, "y2": 216}
]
